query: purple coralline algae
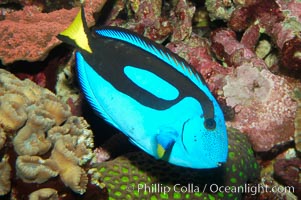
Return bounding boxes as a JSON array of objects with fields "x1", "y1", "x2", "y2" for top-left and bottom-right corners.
[
  {"x1": 211, "y1": 28, "x2": 300, "y2": 152},
  {"x1": 223, "y1": 64, "x2": 298, "y2": 152}
]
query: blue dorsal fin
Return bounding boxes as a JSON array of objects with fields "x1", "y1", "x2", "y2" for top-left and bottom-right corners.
[
  {"x1": 95, "y1": 27, "x2": 207, "y2": 92},
  {"x1": 76, "y1": 52, "x2": 121, "y2": 130}
]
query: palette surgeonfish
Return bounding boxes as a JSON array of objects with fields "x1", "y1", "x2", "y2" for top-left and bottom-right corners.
[{"x1": 57, "y1": 7, "x2": 228, "y2": 169}]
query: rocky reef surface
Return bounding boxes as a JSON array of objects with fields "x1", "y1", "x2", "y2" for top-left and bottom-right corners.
[{"x1": 1, "y1": 0, "x2": 301, "y2": 199}]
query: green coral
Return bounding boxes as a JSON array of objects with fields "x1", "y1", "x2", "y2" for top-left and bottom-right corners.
[{"x1": 97, "y1": 128, "x2": 259, "y2": 200}]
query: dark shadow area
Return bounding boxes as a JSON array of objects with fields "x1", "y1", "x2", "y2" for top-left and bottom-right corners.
[{"x1": 1, "y1": 44, "x2": 72, "y2": 93}]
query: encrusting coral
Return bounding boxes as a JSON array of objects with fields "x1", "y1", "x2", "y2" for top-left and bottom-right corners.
[{"x1": 0, "y1": 69, "x2": 106, "y2": 199}]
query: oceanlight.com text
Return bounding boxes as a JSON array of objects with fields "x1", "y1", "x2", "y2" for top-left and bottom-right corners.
[{"x1": 126, "y1": 183, "x2": 295, "y2": 196}]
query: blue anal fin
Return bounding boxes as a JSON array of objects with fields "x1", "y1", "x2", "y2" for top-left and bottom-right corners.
[{"x1": 76, "y1": 52, "x2": 121, "y2": 130}]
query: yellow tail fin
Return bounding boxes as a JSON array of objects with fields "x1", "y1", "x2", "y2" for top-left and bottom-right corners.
[{"x1": 58, "y1": 7, "x2": 92, "y2": 53}]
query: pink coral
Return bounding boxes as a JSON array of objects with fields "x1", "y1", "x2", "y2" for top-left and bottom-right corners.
[
  {"x1": 0, "y1": 6, "x2": 78, "y2": 65},
  {"x1": 223, "y1": 65, "x2": 298, "y2": 151},
  {"x1": 210, "y1": 28, "x2": 300, "y2": 152},
  {"x1": 6, "y1": 0, "x2": 80, "y2": 12},
  {"x1": 0, "y1": 0, "x2": 107, "y2": 65}
]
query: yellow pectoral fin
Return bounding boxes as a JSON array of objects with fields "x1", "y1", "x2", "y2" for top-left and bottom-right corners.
[
  {"x1": 59, "y1": 7, "x2": 92, "y2": 53},
  {"x1": 157, "y1": 144, "x2": 166, "y2": 159}
]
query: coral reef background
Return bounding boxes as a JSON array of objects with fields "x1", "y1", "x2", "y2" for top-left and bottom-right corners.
[{"x1": 1, "y1": 0, "x2": 301, "y2": 199}]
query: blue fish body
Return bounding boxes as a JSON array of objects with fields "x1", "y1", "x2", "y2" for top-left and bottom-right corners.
[{"x1": 58, "y1": 8, "x2": 228, "y2": 169}]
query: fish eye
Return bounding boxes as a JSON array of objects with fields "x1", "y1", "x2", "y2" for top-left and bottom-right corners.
[{"x1": 204, "y1": 118, "x2": 216, "y2": 130}]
